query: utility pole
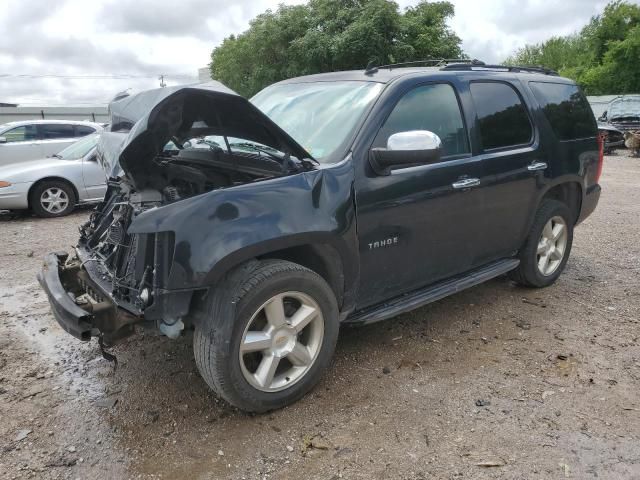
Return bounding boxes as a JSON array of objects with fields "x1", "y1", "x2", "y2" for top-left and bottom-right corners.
[{"x1": 159, "y1": 75, "x2": 166, "y2": 87}]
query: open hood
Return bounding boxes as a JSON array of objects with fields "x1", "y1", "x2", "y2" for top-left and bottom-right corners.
[{"x1": 98, "y1": 81, "x2": 313, "y2": 181}]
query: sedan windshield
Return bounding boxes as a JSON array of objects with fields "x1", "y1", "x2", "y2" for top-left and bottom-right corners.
[
  {"x1": 55, "y1": 134, "x2": 99, "y2": 160},
  {"x1": 251, "y1": 81, "x2": 384, "y2": 163}
]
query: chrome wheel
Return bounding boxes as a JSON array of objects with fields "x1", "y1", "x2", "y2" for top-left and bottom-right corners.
[
  {"x1": 40, "y1": 187, "x2": 69, "y2": 214},
  {"x1": 239, "y1": 291, "x2": 324, "y2": 392},
  {"x1": 536, "y1": 215, "x2": 568, "y2": 276}
]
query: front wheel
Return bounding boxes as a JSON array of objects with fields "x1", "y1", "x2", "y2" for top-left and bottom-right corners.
[
  {"x1": 194, "y1": 260, "x2": 339, "y2": 412},
  {"x1": 509, "y1": 199, "x2": 574, "y2": 288}
]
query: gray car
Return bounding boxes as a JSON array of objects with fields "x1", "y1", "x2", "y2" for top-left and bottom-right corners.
[
  {"x1": 0, "y1": 119, "x2": 104, "y2": 167},
  {"x1": 0, "y1": 134, "x2": 107, "y2": 217}
]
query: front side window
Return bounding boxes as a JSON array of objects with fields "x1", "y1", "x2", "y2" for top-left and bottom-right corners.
[
  {"x1": 470, "y1": 82, "x2": 532, "y2": 150},
  {"x1": 41, "y1": 124, "x2": 75, "y2": 139},
  {"x1": 375, "y1": 83, "x2": 469, "y2": 157},
  {"x1": 2, "y1": 124, "x2": 38, "y2": 143},
  {"x1": 529, "y1": 82, "x2": 597, "y2": 140}
]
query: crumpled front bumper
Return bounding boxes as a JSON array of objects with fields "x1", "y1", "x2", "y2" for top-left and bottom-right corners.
[{"x1": 37, "y1": 252, "x2": 139, "y2": 344}]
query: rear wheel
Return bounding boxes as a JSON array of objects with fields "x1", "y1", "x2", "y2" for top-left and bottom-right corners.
[
  {"x1": 30, "y1": 180, "x2": 76, "y2": 218},
  {"x1": 509, "y1": 199, "x2": 573, "y2": 288},
  {"x1": 194, "y1": 260, "x2": 339, "y2": 412}
]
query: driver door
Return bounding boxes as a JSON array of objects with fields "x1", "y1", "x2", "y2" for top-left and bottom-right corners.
[{"x1": 354, "y1": 82, "x2": 485, "y2": 308}]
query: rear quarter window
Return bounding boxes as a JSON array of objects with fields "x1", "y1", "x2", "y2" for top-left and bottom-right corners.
[{"x1": 529, "y1": 82, "x2": 597, "y2": 140}]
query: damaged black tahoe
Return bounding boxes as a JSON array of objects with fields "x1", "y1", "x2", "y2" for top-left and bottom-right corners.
[{"x1": 39, "y1": 63, "x2": 602, "y2": 412}]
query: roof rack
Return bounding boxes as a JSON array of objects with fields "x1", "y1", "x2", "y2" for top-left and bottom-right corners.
[
  {"x1": 441, "y1": 63, "x2": 559, "y2": 76},
  {"x1": 364, "y1": 58, "x2": 485, "y2": 75},
  {"x1": 374, "y1": 58, "x2": 484, "y2": 70}
]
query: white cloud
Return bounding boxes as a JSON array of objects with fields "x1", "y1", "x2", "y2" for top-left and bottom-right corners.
[{"x1": 0, "y1": 0, "x2": 636, "y2": 105}]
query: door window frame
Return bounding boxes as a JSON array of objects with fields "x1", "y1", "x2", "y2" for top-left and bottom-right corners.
[
  {"x1": 1, "y1": 124, "x2": 40, "y2": 143},
  {"x1": 371, "y1": 81, "x2": 472, "y2": 167},
  {"x1": 469, "y1": 80, "x2": 535, "y2": 153}
]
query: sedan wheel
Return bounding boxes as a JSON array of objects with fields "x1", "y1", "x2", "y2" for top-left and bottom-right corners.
[
  {"x1": 239, "y1": 292, "x2": 324, "y2": 392},
  {"x1": 40, "y1": 187, "x2": 70, "y2": 215}
]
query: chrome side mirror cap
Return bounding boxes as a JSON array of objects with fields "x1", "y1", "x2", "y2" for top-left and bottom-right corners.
[
  {"x1": 370, "y1": 130, "x2": 442, "y2": 176},
  {"x1": 387, "y1": 130, "x2": 442, "y2": 151}
]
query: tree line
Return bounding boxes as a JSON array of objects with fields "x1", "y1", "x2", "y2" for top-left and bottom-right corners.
[
  {"x1": 210, "y1": 0, "x2": 463, "y2": 97},
  {"x1": 210, "y1": 0, "x2": 639, "y2": 97},
  {"x1": 505, "y1": 1, "x2": 640, "y2": 95}
]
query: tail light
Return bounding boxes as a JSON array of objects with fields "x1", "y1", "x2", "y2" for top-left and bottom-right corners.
[{"x1": 596, "y1": 133, "x2": 604, "y2": 183}]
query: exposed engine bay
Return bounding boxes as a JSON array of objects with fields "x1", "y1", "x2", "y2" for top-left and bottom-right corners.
[
  {"x1": 78, "y1": 141, "x2": 309, "y2": 318},
  {"x1": 66, "y1": 82, "x2": 317, "y2": 339}
]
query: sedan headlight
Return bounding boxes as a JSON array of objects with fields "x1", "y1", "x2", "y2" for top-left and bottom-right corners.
[{"x1": 0, "y1": 181, "x2": 11, "y2": 188}]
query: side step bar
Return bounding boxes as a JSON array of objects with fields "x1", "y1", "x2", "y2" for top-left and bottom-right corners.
[{"x1": 345, "y1": 258, "x2": 519, "y2": 326}]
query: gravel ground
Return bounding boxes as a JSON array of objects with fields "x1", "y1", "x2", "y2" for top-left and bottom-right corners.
[{"x1": 0, "y1": 151, "x2": 639, "y2": 480}]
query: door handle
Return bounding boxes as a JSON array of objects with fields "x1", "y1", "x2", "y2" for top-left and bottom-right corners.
[
  {"x1": 452, "y1": 178, "x2": 480, "y2": 189},
  {"x1": 528, "y1": 161, "x2": 547, "y2": 171}
]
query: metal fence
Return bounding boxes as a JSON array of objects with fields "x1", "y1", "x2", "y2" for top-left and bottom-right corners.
[{"x1": 0, "y1": 106, "x2": 109, "y2": 125}]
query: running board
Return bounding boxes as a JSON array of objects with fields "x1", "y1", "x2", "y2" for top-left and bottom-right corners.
[{"x1": 345, "y1": 258, "x2": 519, "y2": 326}]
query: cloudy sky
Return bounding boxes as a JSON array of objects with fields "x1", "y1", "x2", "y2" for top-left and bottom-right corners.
[{"x1": 0, "y1": 0, "x2": 624, "y2": 105}]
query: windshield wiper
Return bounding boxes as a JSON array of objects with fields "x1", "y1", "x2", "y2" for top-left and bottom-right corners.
[
  {"x1": 51, "y1": 154, "x2": 62, "y2": 159},
  {"x1": 228, "y1": 142, "x2": 285, "y2": 163}
]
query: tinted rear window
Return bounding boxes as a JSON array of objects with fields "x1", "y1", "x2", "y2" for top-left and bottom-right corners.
[
  {"x1": 41, "y1": 124, "x2": 75, "y2": 139},
  {"x1": 529, "y1": 82, "x2": 597, "y2": 140},
  {"x1": 470, "y1": 82, "x2": 533, "y2": 150}
]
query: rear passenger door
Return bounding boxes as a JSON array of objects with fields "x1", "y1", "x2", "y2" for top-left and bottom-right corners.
[{"x1": 468, "y1": 80, "x2": 545, "y2": 265}]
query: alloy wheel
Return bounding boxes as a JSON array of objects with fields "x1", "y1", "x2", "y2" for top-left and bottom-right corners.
[
  {"x1": 40, "y1": 187, "x2": 69, "y2": 214},
  {"x1": 536, "y1": 215, "x2": 568, "y2": 276},
  {"x1": 239, "y1": 291, "x2": 324, "y2": 392}
]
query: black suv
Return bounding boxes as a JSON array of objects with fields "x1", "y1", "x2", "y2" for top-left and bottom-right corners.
[{"x1": 38, "y1": 61, "x2": 602, "y2": 412}]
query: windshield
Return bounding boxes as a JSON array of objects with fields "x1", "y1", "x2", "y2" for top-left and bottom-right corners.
[
  {"x1": 608, "y1": 96, "x2": 640, "y2": 119},
  {"x1": 251, "y1": 81, "x2": 384, "y2": 163},
  {"x1": 55, "y1": 134, "x2": 99, "y2": 160}
]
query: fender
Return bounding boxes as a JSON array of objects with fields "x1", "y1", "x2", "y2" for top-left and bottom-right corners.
[{"x1": 127, "y1": 160, "x2": 359, "y2": 300}]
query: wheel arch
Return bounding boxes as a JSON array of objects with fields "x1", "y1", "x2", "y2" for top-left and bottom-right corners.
[
  {"x1": 201, "y1": 235, "x2": 352, "y2": 311},
  {"x1": 540, "y1": 179, "x2": 583, "y2": 225},
  {"x1": 28, "y1": 176, "x2": 79, "y2": 209}
]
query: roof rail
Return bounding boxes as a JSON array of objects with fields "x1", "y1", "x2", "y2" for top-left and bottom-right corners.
[
  {"x1": 441, "y1": 63, "x2": 559, "y2": 76},
  {"x1": 367, "y1": 58, "x2": 485, "y2": 72}
]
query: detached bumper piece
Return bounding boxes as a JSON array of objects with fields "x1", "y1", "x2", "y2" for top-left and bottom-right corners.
[{"x1": 37, "y1": 252, "x2": 139, "y2": 344}]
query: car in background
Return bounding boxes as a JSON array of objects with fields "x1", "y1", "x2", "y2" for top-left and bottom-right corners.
[
  {"x1": 0, "y1": 134, "x2": 106, "y2": 217},
  {"x1": 598, "y1": 95, "x2": 640, "y2": 153},
  {"x1": 0, "y1": 120, "x2": 104, "y2": 167}
]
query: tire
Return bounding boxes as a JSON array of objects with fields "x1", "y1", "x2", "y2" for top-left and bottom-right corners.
[
  {"x1": 194, "y1": 259, "x2": 339, "y2": 412},
  {"x1": 509, "y1": 199, "x2": 574, "y2": 288},
  {"x1": 30, "y1": 180, "x2": 76, "y2": 218}
]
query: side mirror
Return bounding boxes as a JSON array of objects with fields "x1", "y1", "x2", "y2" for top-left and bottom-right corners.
[
  {"x1": 87, "y1": 154, "x2": 98, "y2": 162},
  {"x1": 369, "y1": 130, "x2": 442, "y2": 175},
  {"x1": 0, "y1": 136, "x2": 7, "y2": 144}
]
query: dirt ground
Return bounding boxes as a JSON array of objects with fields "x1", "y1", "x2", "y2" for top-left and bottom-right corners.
[{"x1": 1, "y1": 151, "x2": 639, "y2": 480}]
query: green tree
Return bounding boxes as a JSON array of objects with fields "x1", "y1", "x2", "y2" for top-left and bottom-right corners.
[
  {"x1": 210, "y1": 0, "x2": 463, "y2": 97},
  {"x1": 505, "y1": 1, "x2": 640, "y2": 95}
]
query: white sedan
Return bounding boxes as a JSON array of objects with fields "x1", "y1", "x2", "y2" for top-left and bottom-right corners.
[{"x1": 0, "y1": 134, "x2": 107, "y2": 217}]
